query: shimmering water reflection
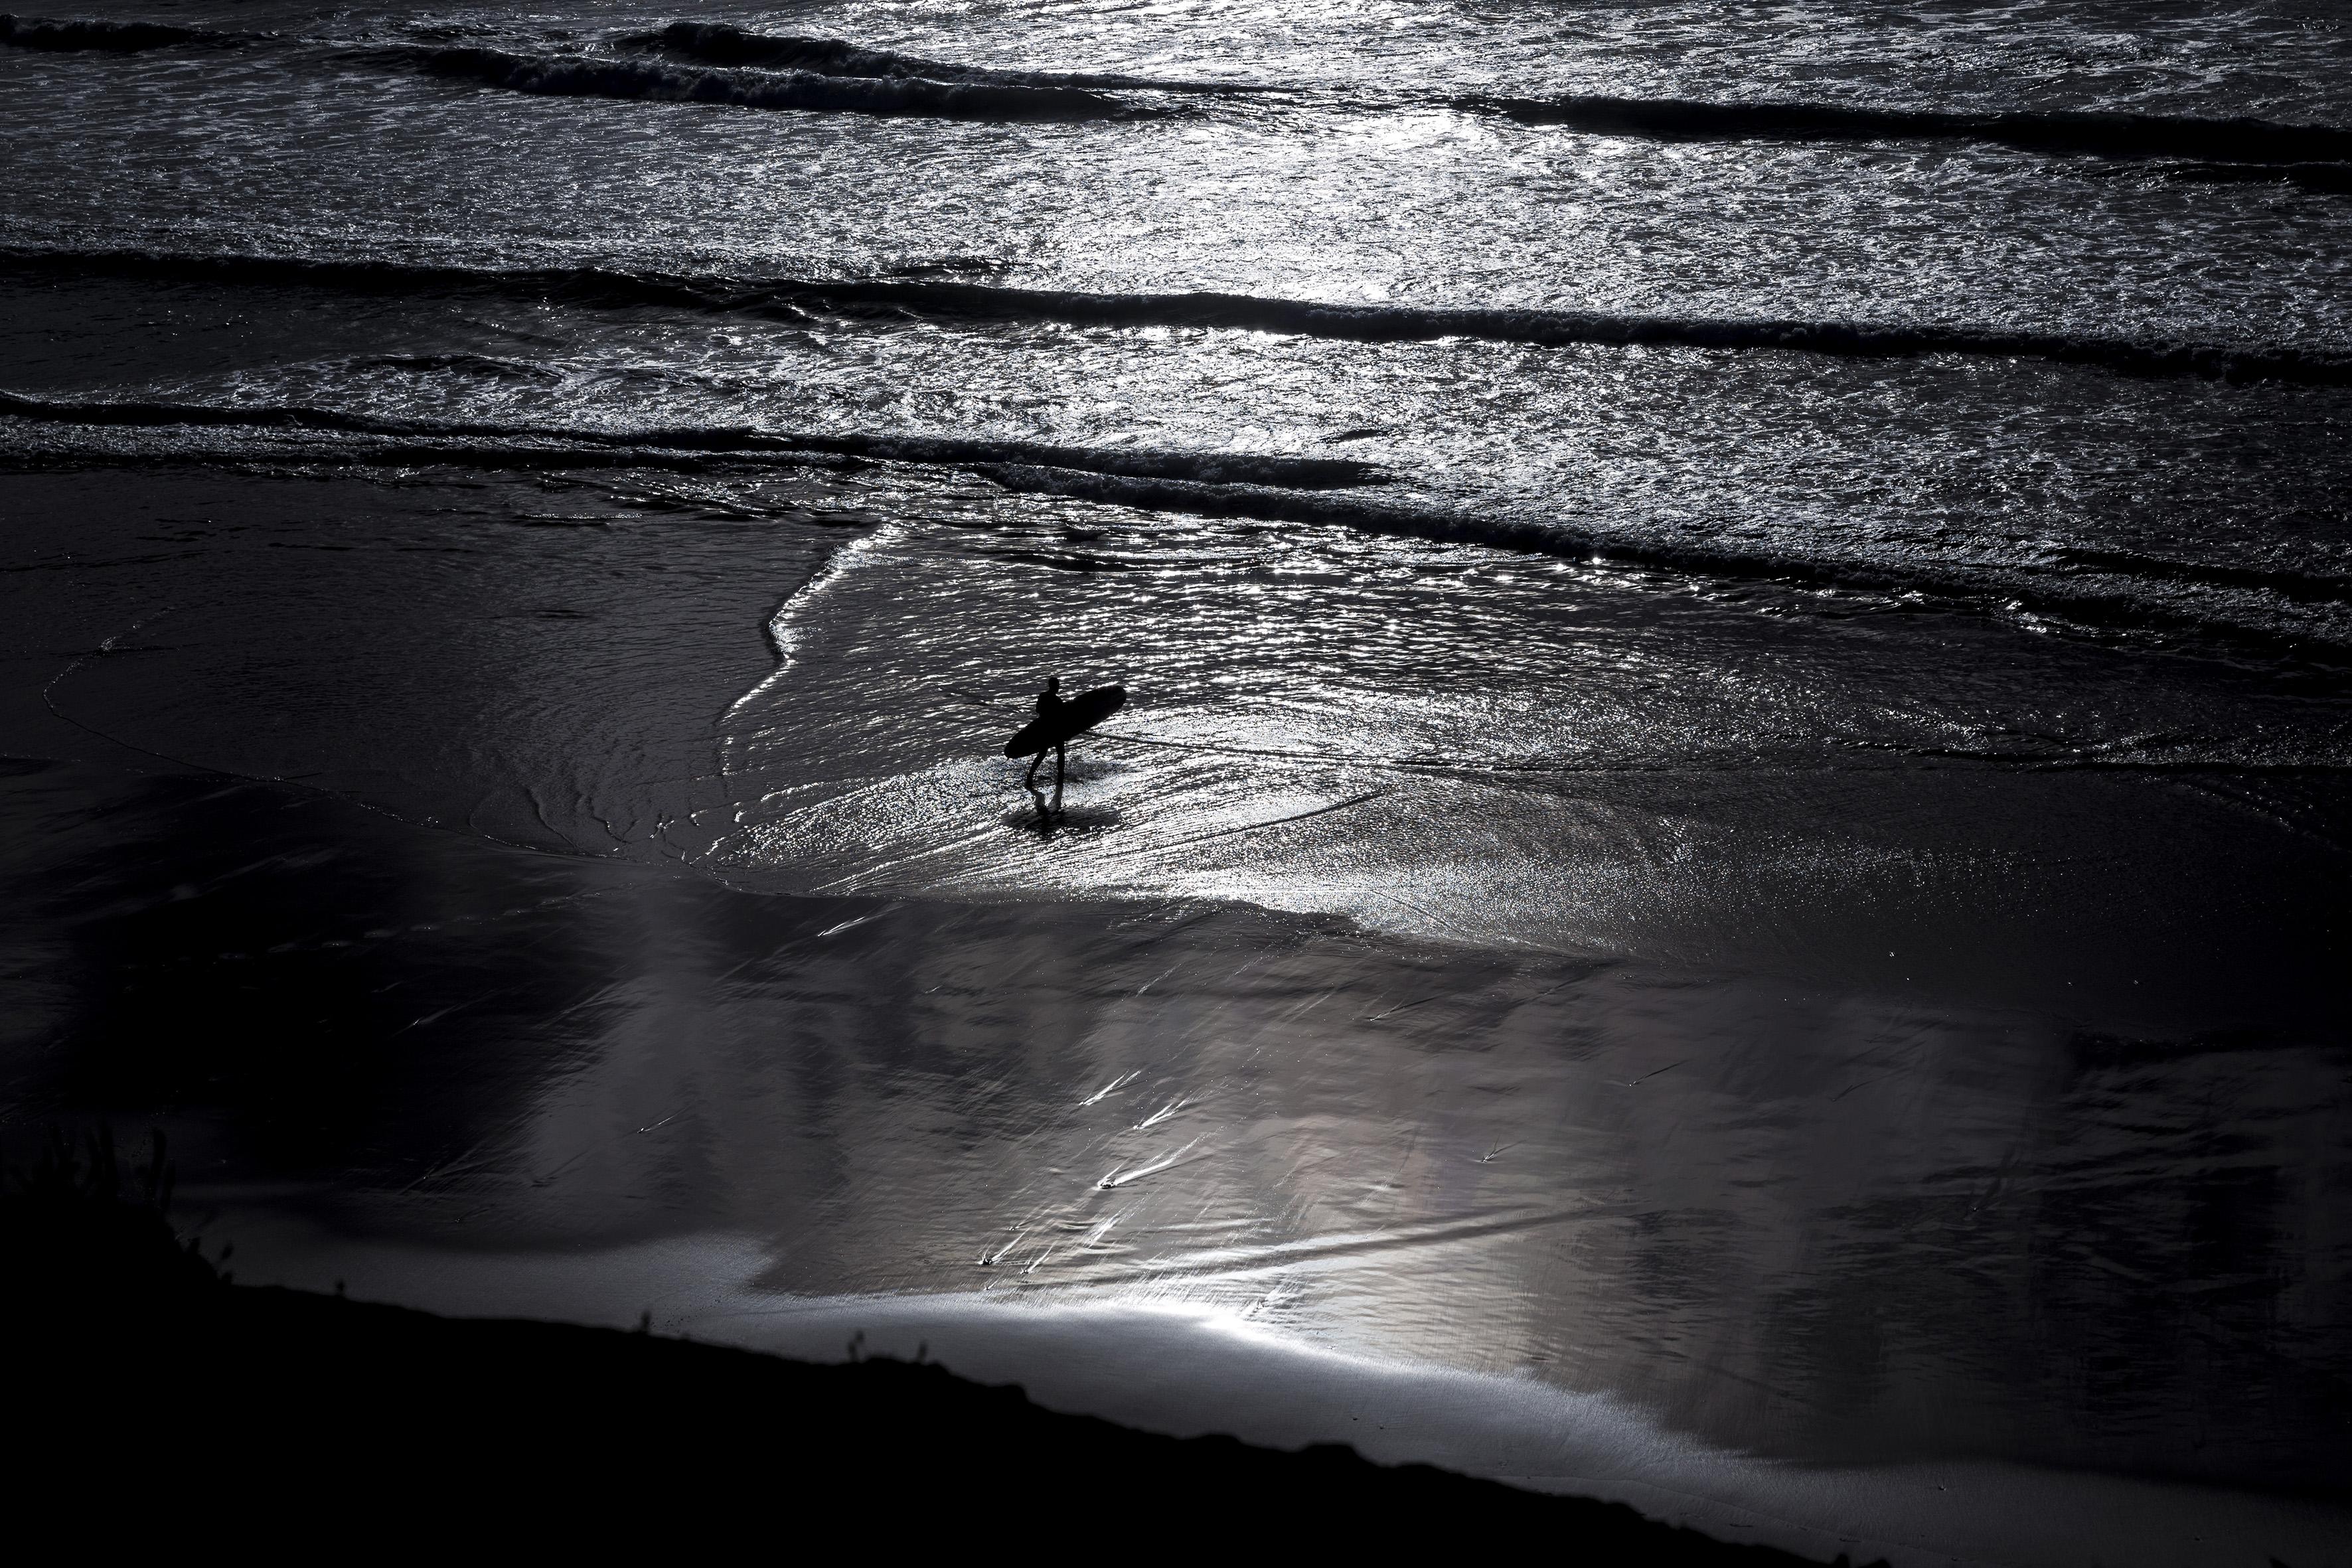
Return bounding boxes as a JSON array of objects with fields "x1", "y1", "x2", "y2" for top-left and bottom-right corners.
[{"x1": 68, "y1": 770, "x2": 2321, "y2": 1493}]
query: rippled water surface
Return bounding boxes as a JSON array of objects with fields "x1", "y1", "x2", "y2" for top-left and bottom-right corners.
[{"x1": 4, "y1": 0, "x2": 2349, "y2": 1553}]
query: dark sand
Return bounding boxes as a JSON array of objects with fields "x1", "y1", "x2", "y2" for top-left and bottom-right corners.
[
  {"x1": 4, "y1": 447, "x2": 2347, "y2": 1567},
  {"x1": 6, "y1": 1160, "x2": 1857, "y2": 1563}
]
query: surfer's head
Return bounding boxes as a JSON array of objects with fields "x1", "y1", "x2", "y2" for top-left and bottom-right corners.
[{"x1": 1045, "y1": 675, "x2": 1061, "y2": 692}]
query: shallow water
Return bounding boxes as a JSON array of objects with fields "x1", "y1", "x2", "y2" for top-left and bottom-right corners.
[{"x1": 4, "y1": 0, "x2": 2349, "y2": 1556}]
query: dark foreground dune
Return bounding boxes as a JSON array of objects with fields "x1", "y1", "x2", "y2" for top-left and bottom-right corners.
[{"x1": 5, "y1": 1137, "x2": 1869, "y2": 1563}]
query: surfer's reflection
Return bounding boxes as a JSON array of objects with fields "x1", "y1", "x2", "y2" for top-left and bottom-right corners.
[
  {"x1": 1003, "y1": 673, "x2": 1127, "y2": 820},
  {"x1": 1022, "y1": 775, "x2": 1062, "y2": 825}
]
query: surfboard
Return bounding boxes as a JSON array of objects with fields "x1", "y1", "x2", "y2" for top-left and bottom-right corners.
[{"x1": 1004, "y1": 684, "x2": 1126, "y2": 759}]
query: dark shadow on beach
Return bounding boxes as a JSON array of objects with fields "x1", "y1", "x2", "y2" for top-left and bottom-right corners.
[{"x1": 2, "y1": 1133, "x2": 1867, "y2": 1564}]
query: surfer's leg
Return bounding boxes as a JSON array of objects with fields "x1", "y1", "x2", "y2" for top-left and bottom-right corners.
[
  {"x1": 1024, "y1": 751, "x2": 1042, "y2": 787},
  {"x1": 1053, "y1": 742, "x2": 1066, "y2": 809}
]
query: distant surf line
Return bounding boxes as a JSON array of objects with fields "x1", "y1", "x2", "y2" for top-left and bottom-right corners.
[
  {"x1": 1462, "y1": 93, "x2": 2352, "y2": 167},
  {"x1": 0, "y1": 390, "x2": 1385, "y2": 490},
  {"x1": 418, "y1": 45, "x2": 1146, "y2": 123},
  {"x1": 12, "y1": 13, "x2": 2352, "y2": 181},
  {"x1": 9, "y1": 394, "x2": 2350, "y2": 670},
  {"x1": 9, "y1": 248, "x2": 2347, "y2": 388},
  {"x1": 633, "y1": 21, "x2": 1271, "y2": 98}
]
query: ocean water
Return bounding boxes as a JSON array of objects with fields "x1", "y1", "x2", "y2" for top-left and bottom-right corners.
[{"x1": 4, "y1": 2, "x2": 2349, "y2": 1559}]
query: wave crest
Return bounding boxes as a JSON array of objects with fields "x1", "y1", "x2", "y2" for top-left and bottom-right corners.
[
  {"x1": 6, "y1": 392, "x2": 2346, "y2": 665},
  {"x1": 0, "y1": 392, "x2": 1388, "y2": 489},
  {"x1": 424, "y1": 45, "x2": 1136, "y2": 121},
  {"x1": 9, "y1": 248, "x2": 2349, "y2": 386},
  {"x1": 0, "y1": 13, "x2": 224, "y2": 50},
  {"x1": 1470, "y1": 94, "x2": 2352, "y2": 165},
  {"x1": 643, "y1": 21, "x2": 1243, "y2": 96}
]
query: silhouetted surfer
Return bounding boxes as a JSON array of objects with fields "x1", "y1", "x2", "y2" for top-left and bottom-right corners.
[
  {"x1": 1026, "y1": 675, "x2": 1067, "y2": 794},
  {"x1": 1003, "y1": 675, "x2": 1128, "y2": 817}
]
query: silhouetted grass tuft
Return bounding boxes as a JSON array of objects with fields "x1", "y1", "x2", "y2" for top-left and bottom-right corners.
[{"x1": 2, "y1": 1125, "x2": 222, "y2": 1302}]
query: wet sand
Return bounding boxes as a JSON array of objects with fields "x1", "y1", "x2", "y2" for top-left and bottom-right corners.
[
  {"x1": 3, "y1": 463, "x2": 2347, "y2": 1564},
  {"x1": 1, "y1": 745, "x2": 2345, "y2": 1552}
]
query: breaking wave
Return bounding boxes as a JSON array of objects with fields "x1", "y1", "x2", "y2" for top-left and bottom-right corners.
[
  {"x1": 639, "y1": 21, "x2": 1257, "y2": 96},
  {"x1": 422, "y1": 45, "x2": 1137, "y2": 121},
  {"x1": 1470, "y1": 94, "x2": 2352, "y2": 165},
  {"x1": 753, "y1": 285, "x2": 2352, "y2": 385},
  {"x1": 9, "y1": 12, "x2": 2344, "y2": 174},
  {"x1": 11, "y1": 248, "x2": 2350, "y2": 386},
  {"x1": 5, "y1": 392, "x2": 2345, "y2": 665},
  {"x1": 0, "y1": 391, "x2": 1388, "y2": 488},
  {"x1": 0, "y1": 13, "x2": 240, "y2": 50},
  {"x1": 344, "y1": 352, "x2": 564, "y2": 380},
  {"x1": 935, "y1": 465, "x2": 2352, "y2": 666}
]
